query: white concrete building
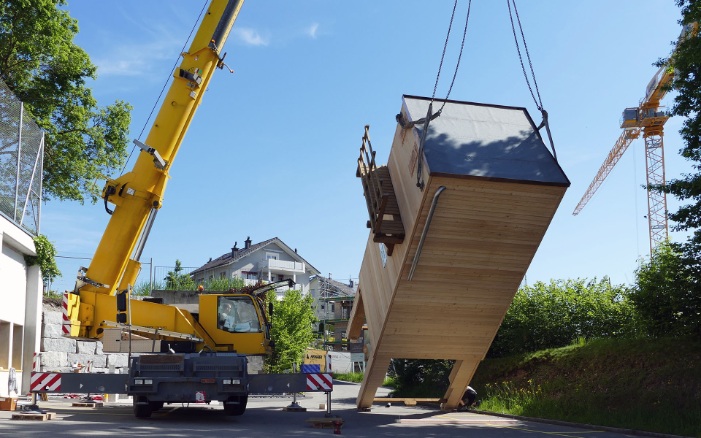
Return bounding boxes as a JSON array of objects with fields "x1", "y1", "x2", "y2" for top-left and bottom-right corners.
[{"x1": 0, "y1": 215, "x2": 42, "y2": 397}]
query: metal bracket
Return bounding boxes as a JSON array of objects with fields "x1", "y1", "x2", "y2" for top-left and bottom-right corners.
[{"x1": 133, "y1": 140, "x2": 167, "y2": 170}]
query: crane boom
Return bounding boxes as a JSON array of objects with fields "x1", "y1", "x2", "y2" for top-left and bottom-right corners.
[
  {"x1": 77, "y1": 0, "x2": 244, "y2": 297},
  {"x1": 572, "y1": 128, "x2": 640, "y2": 216},
  {"x1": 66, "y1": 1, "x2": 247, "y2": 340}
]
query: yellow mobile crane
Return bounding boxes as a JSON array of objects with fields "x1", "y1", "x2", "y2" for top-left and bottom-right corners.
[{"x1": 34, "y1": 0, "x2": 333, "y2": 419}]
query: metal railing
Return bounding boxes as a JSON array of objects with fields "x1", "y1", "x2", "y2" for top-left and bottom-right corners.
[{"x1": 260, "y1": 259, "x2": 305, "y2": 273}]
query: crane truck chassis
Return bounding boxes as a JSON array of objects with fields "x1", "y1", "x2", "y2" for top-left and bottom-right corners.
[{"x1": 31, "y1": 360, "x2": 333, "y2": 418}]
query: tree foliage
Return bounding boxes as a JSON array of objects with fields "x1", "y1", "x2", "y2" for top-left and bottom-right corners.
[
  {"x1": 488, "y1": 278, "x2": 637, "y2": 358},
  {"x1": 266, "y1": 289, "x2": 316, "y2": 373},
  {"x1": 25, "y1": 234, "x2": 61, "y2": 287},
  {"x1": 656, "y1": 1, "x2": 701, "y2": 246},
  {"x1": 163, "y1": 259, "x2": 195, "y2": 290},
  {"x1": 631, "y1": 242, "x2": 701, "y2": 336},
  {"x1": 0, "y1": 0, "x2": 131, "y2": 203},
  {"x1": 388, "y1": 359, "x2": 454, "y2": 397},
  {"x1": 635, "y1": 1, "x2": 701, "y2": 338}
]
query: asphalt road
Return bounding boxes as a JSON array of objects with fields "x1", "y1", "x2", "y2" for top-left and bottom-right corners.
[{"x1": 0, "y1": 381, "x2": 654, "y2": 437}]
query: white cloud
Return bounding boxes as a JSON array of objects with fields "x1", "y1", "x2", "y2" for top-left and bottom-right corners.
[
  {"x1": 91, "y1": 28, "x2": 183, "y2": 78},
  {"x1": 306, "y1": 23, "x2": 320, "y2": 39},
  {"x1": 235, "y1": 28, "x2": 270, "y2": 46}
]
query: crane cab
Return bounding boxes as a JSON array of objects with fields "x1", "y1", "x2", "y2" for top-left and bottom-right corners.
[{"x1": 198, "y1": 294, "x2": 270, "y2": 355}]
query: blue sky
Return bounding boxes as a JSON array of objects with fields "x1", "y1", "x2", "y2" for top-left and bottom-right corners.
[{"x1": 42, "y1": 1, "x2": 691, "y2": 292}]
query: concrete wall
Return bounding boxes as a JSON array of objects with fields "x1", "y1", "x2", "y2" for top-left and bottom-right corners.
[{"x1": 39, "y1": 305, "x2": 130, "y2": 375}]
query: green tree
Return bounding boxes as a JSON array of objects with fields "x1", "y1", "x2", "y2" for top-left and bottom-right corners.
[
  {"x1": 641, "y1": 1, "x2": 701, "y2": 338},
  {"x1": 24, "y1": 234, "x2": 61, "y2": 290},
  {"x1": 0, "y1": 0, "x2": 131, "y2": 203},
  {"x1": 631, "y1": 242, "x2": 701, "y2": 336},
  {"x1": 266, "y1": 289, "x2": 316, "y2": 373},
  {"x1": 164, "y1": 259, "x2": 195, "y2": 290}
]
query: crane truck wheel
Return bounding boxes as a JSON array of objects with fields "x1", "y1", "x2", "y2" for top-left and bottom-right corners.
[
  {"x1": 133, "y1": 396, "x2": 153, "y2": 418},
  {"x1": 223, "y1": 395, "x2": 248, "y2": 416}
]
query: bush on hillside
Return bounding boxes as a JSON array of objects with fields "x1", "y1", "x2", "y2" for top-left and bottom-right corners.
[
  {"x1": 631, "y1": 242, "x2": 701, "y2": 337},
  {"x1": 488, "y1": 278, "x2": 637, "y2": 358}
]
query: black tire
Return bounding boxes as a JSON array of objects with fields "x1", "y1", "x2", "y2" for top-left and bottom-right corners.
[
  {"x1": 223, "y1": 395, "x2": 248, "y2": 416},
  {"x1": 149, "y1": 401, "x2": 164, "y2": 412},
  {"x1": 133, "y1": 397, "x2": 153, "y2": 418}
]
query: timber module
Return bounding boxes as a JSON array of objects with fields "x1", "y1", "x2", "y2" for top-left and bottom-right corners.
[
  {"x1": 29, "y1": 0, "x2": 334, "y2": 419},
  {"x1": 349, "y1": 95, "x2": 569, "y2": 411}
]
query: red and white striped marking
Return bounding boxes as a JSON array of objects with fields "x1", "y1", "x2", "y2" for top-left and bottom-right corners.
[
  {"x1": 62, "y1": 292, "x2": 70, "y2": 335},
  {"x1": 306, "y1": 373, "x2": 332, "y2": 391},
  {"x1": 30, "y1": 372, "x2": 61, "y2": 392},
  {"x1": 32, "y1": 352, "x2": 40, "y2": 372}
]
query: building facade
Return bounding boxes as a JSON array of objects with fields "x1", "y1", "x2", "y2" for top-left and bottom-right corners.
[
  {"x1": 190, "y1": 237, "x2": 320, "y2": 297},
  {"x1": 309, "y1": 276, "x2": 363, "y2": 353}
]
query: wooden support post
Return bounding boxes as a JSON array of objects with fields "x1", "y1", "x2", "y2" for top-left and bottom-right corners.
[
  {"x1": 441, "y1": 357, "x2": 481, "y2": 410},
  {"x1": 356, "y1": 354, "x2": 391, "y2": 410}
]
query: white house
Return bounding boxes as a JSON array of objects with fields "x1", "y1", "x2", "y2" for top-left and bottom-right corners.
[{"x1": 191, "y1": 237, "x2": 320, "y2": 297}]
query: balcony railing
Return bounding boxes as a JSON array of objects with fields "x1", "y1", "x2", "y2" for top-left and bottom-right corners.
[{"x1": 259, "y1": 259, "x2": 305, "y2": 274}]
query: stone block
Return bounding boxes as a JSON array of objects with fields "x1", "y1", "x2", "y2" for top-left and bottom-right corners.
[
  {"x1": 42, "y1": 323, "x2": 64, "y2": 339},
  {"x1": 76, "y1": 341, "x2": 97, "y2": 355},
  {"x1": 43, "y1": 311, "x2": 63, "y2": 325},
  {"x1": 40, "y1": 351, "x2": 68, "y2": 370},
  {"x1": 107, "y1": 354, "x2": 129, "y2": 368},
  {"x1": 67, "y1": 353, "x2": 107, "y2": 369},
  {"x1": 42, "y1": 337, "x2": 76, "y2": 353}
]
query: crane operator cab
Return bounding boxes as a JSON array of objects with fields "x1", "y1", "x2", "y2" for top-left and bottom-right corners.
[{"x1": 218, "y1": 297, "x2": 261, "y2": 333}]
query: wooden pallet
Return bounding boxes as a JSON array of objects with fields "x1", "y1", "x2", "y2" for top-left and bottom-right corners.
[
  {"x1": 306, "y1": 417, "x2": 344, "y2": 429},
  {"x1": 373, "y1": 397, "x2": 440, "y2": 406},
  {"x1": 72, "y1": 402, "x2": 103, "y2": 408},
  {"x1": 11, "y1": 412, "x2": 56, "y2": 421}
]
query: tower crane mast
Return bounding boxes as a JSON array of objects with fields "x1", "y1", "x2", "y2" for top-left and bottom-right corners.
[{"x1": 572, "y1": 23, "x2": 698, "y2": 254}]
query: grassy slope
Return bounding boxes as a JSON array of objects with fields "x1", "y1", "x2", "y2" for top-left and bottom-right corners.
[{"x1": 472, "y1": 336, "x2": 701, "y2": 437}]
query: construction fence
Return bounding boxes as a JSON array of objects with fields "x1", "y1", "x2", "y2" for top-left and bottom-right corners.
[{"x1": 0, "y1": 78, "x2": 44, "y2": 236}]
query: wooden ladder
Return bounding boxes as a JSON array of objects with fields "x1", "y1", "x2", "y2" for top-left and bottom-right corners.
[{"x1": 356, "y1": 125, "x2": 405, "y2": 255}]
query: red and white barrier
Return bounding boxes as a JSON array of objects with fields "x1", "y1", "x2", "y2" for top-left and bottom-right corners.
[
  {"x1": 30, "y1": 372, "x2": 61, "y2": 392},
  {"x1": 32, "y1": 352, "x2": 40, "y2": 372},
  {"x1": 306, "y1": 373, "x2": 332, "y2": 391},
  {"x1": 62, "y1": 292, "x2": 70, "y2": 335}
]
